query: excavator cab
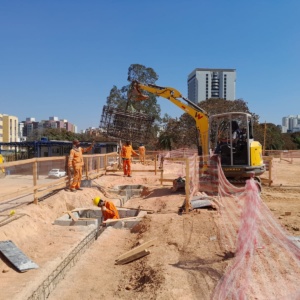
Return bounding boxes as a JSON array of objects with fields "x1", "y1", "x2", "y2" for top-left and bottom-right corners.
[{"x1": 209, "y1": 112, "x2": 265, "y2": 180}]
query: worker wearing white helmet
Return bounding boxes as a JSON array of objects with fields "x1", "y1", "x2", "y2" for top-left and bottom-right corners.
[{"x1": 93, "y1": 197, "x2": 119, "y2": 221}]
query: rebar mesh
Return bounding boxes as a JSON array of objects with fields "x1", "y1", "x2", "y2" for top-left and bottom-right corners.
[
  {"x1": 100, "y1": 105, "x2": 155, "y2": 143},
  {"x1": 28, "y1": 229, "x2": 98, "y2": 300}
]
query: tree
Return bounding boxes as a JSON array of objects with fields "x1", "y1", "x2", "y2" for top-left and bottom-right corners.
[
  {"x1": 254, "y1": 123, "x2": 285, "y2": 150},
  {"x1": 26, "y1": 128, "x2": 94, "y2": 142},
  {"x1": 106, "y1": 85, "x2": 126, "y2": 110},
  {"x1": 198, "y1": 98, "x2": 259, "y2": 123},
  {"x1": 105, "y1": 64, "x2": 161, "y2": 120},
  {"x1": 127, "y1": 64, "x2": 158, "y2": 85},
  {"x1": 291, "y1": 132, "x2": 300, "y2": 149},
  {"x1": 281, "y1": 133, "x2": 298, "y2": 150},
  {"x1": 103, "y1": 64, "x2": 162, "y2": 145}
]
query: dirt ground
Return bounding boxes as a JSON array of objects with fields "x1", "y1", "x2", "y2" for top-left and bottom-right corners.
[{"x1": 0, "y1": 158, "x2": 300, "y2": 300}]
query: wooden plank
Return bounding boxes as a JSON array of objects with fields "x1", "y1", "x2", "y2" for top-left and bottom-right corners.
[
  {"x1": 33, "y1": 161, "x2": 38, "y2": 204},
  {"x1": 103, "y1": 216, "x2": 142, "y2": 224},
  {"x1": 65, "y1": 211, "x2": 78, "y2": 221},
  {"x1": 131, "y1": 170, "x2": 158, "y2": 172},
  {"x1": 115, "y1": 249, "x2": 150, "y2": 265},
  {"x1": 116, "y1": 206, "x2": 154, "y2": 213},
  {"x1": 115, "y1": 238, "x2": 157, "y2": 262},
  {"x1": 0, "y1": 187, "x2": 33, "y2": 201},
  {"x1": 164, "y1": 157, "x2": 188, "y2": 162},
  {"x1": 185, "y1": 159, "x2": 190, "y2": 213},
  {"x1": 105, "y1": 169, "x2": 157, "y2": 173},
  {"x1": 33, "y1": 177, "x2": 68, "y2": 189},
  {"x1": 70, "y1": 207, "x2": 101, "y2": 212},
  {"x1": 35, "y1": 182, "x2": 67, "y2": 198}
]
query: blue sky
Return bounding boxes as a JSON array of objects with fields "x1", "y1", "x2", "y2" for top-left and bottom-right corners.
[{"x1": 1, "y1": 1, "x2": 299, "y2": 132}]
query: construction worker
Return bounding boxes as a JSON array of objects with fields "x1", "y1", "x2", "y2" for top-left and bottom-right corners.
[
  {"x1": 121, "y1": 140, "x2": 138, "y2": 177},
  {"x1": 138, "y1": 143, "x2": 146, "y2": 164},
  {"x1": 68, "y1": 139, "x2": 94, "y2": 192},
  {"x1": 93, "y1": 197, "x2": 119, "y2": 221}
]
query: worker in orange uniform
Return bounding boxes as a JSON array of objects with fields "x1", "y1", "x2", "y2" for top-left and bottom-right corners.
[
  {"x1": 138, "y1": 143, "x2": 146, "y2": 164},
  {"x1": 93, "y1": 197, "x2": 119, "y2": 221},
  {"x1": 68, "y1": 139, "x2": 94, "y2": 192},
  {"x1": 121, "y1": 140, "x2": 138, "y2": 177}
]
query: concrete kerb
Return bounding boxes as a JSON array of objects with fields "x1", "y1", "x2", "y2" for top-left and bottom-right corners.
[
  {"x1": 53, "y1": 208, "x2": 147, "y2": 229},
  {"x1": 53, "y1": 184, "x2": 146, "y2": 228}
]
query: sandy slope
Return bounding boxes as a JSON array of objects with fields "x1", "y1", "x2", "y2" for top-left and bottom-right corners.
[{"x1": 0, "y1": 158, "x2": 299, "y2": 300}]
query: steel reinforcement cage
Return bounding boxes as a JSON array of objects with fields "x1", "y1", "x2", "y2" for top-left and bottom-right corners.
[{"x1": 100, "y1": 105, "x2": 155, "y2": 143}]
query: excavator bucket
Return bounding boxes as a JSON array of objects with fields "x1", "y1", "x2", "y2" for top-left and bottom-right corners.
[{"x1": 128, "y1": 82, "x2": 149, "y2": 101}]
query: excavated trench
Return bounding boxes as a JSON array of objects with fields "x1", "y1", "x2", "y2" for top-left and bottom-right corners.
[{"x1": 29, "y1": 184, "x2": 146, "y2": 300}]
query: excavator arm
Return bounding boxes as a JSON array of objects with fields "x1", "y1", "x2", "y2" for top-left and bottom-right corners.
[{"x1": 130, "y1": 80, "x2": 210, "y2": 157}]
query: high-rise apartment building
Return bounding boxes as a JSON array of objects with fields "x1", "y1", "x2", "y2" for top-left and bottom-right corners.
[{"x1": 188, "y1": 68, "x2": 236, "y2": 103}]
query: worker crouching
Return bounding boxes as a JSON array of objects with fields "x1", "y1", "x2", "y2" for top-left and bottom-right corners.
[{"x1": 93, "y1": 197, "x2": 120, "y2": 222}]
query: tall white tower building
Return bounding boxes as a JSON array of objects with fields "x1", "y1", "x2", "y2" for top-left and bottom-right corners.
[{"x1": 188, "y1": 68, "x2": 236, "y2": 103}]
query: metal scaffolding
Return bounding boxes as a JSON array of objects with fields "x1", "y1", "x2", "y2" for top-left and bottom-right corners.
[{"x1": 100, "y1": 105, "x2": 155, "y2": 143}]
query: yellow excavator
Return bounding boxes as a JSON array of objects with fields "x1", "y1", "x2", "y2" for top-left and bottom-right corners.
[{"x1": 129, "y1": 81, "x2": 265, "y2": 185}]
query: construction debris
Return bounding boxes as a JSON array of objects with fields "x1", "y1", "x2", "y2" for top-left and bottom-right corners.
[
  {"x1": 115, "y1": 238, "x2": 156, "y2": 265},
  {"x1": 0, "y1": 240, "x2": 39, "y2": 272}
]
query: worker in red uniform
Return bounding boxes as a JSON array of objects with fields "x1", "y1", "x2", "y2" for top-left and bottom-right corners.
[
  {"x1": 121, "y1": 140, "x2": 138, "y2": 177},
  {"x1": 68, "y1": 139, "x2": 94, "y2": 192},
  {"x1": 138, "y1": 143, "x2": 146, "y2": 164},
  {"x1": 93, "y1": 197, "x2": 119, "y2": 221}
]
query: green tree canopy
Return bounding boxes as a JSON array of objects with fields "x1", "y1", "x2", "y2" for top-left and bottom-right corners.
[
  {"x1": 254, "y1": 123, "x2": 284, "y2": 150},
  {"x1": 281, "y1": 133, "x2": 298, "y2": 150},
  {"x1": 198, "y1": 98, "x2": 259, "y2": 123},
  {"x1": 105, "y1": 64, "x2": 161, "y2": 120},
  {"x1": 26, "y1": 128, "x2": 96, "y2": 142}
]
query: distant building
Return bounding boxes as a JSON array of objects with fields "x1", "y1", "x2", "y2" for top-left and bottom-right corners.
[
  {"x1": 282, "y1": 115, "x2": 300, "y2": 133},
  {"x1": 0, "y1": 114, "x2": 19, "y2": 150},
  {"x1": 188, "y1": 68, "x2": 236, "y2": 103},
  {"x1": 19, "y1": 116, "x2": 76, "y2": 139},
  {"x1": 84, "y1": 127, "x2": 104, "y2": 137}
]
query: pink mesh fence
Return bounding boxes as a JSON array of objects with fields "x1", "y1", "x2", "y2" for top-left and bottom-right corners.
[
  {"x1": 210, "y1": 157, "x2": 300, "y2": 299},
  {"x1": 161, "y1": 149, "x2": 300, "y2": 299}
]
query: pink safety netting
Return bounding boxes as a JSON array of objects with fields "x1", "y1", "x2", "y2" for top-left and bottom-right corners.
[
  {"x1": 160, "y1": 149, "x2": 300, "y2": 299},
  {"x1": 211, "y1": 157, "x2": 300, "y2": 299}
]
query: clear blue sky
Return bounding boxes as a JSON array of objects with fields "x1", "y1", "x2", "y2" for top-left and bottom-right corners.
[{"x1": 1, "y1": 1, "x2": 299, "y2": 132}]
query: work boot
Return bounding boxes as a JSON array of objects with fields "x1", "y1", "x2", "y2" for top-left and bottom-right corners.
[
  {"x1": 76, "y1": 188, "x2": 83, "y2": 191},
  {"x1": 128, "y1": 175, "x2": 132, "y2": 177},
  {"x1": 70, "y1": 188, "x2": 77, "y2": 192}
]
